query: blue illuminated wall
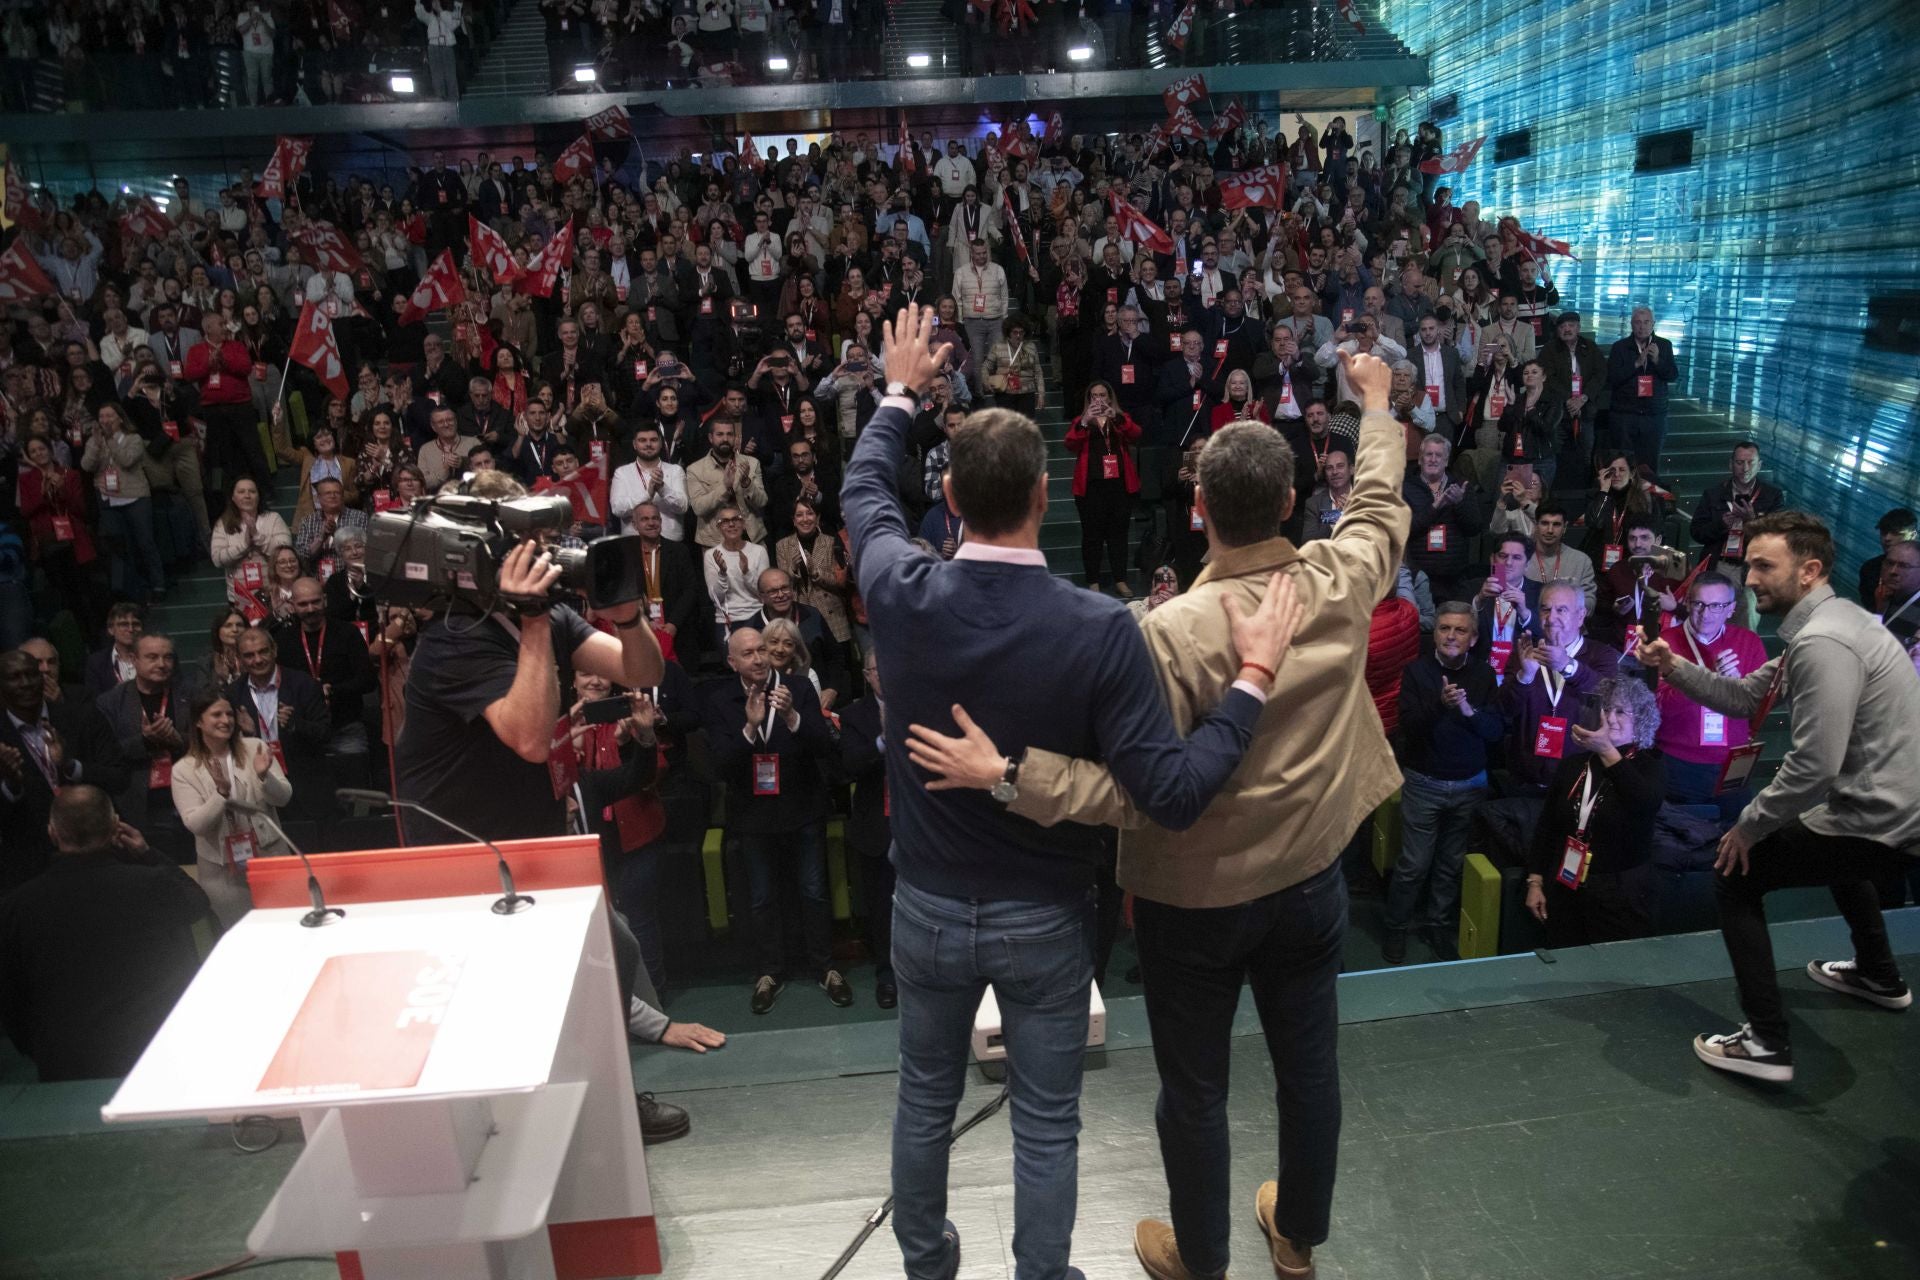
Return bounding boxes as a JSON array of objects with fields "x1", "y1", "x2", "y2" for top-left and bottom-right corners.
[{"x1": 1376, "y1": 0, "x2": 1920, "y2": 579}]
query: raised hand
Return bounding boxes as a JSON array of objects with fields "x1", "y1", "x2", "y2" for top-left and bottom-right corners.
[
  {"x1": 880, "y1": 302, "x2": 955, "y2": 397},
  {"x1": 1637, "y1": 636, "x2": 1678, "y2": 678},
  {"x1": 253, "y1": 741, "x2": 272, "y2": 776}
]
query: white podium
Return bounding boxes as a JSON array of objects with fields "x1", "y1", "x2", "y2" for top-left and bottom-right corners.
[{"x1": 102, "y1": 882, "x2": 657, "y2": 1280}]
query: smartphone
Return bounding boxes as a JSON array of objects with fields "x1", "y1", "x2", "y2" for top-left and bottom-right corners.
[
  {"x1": 1577, "y1": 692, "x2": 1603, "y2": 732},
  {"x1": 582, "y1": 695, "x2": 630, "y2": 725}
]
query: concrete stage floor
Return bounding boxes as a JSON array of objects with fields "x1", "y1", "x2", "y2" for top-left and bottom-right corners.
[{"x1": 1, "y1": 913, "x2": 1917, "y2": 1280}]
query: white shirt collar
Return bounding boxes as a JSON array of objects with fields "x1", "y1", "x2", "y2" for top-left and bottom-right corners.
[{"x1": 954, "y1": 542, "x2": 1047, "y2": 567}]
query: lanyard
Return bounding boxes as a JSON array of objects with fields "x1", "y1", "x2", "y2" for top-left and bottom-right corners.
[
  {"x1": 1748, "y1": 660, "x2": 1786, "y2": 734},
  {"x1": 1571, "y1": 756, "x2": 1602, "y2": 838},
  {"x1": 1886, "y1": 589, "x2": 1920, "y2": 627},
  {"x1": 1493, "y1": 598, "x2": 1515, "y2": 638},
  {"x1": 251, "y1": 680, "x2": 280, "y2": 741},
  {"x1": 1682, "y1": 620, "x2": 1722, "y2": 669},
  {"x1": 299, "y1": 624, "x2": 326, "y2": 680},
  {"x1": 1533, "y1": 548, "x2": 1562, "y2": 580},
  {"x1": 18, "y1": 718, "x2": 58, "y2": 788}
]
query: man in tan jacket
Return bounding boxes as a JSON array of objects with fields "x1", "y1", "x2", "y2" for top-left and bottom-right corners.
[{"x1": 908, "y1": 350, "x2": 1408, "y2": 1280}]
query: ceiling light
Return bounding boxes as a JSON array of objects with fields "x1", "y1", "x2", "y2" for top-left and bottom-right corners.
[
  {"x1": 767, "y1": 55, "x2": 790, "y2": 71},
  {"x1": 1067, "y1": 45, "x2": 1093, "y2": 62},
  {"x1": 390, "y1": 74, "x2": 415, "y2": 94},
  {"x1": 574, "y1": 65, "x2": 597, "y2": 83},
  {"x1": 907, "y1": 53, "x2": 931, "y2": 69}
]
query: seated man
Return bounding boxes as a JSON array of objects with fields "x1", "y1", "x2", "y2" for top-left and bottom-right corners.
[
  {"x1": 1653, "y1": 570, "x2": 1768, "y2": 820},
  {"x1": 1522, "y1": 501, "x2": 1596, "y2": 612},
  {"x1": 742, "y1": 568, "x2": 846, "y2": 707},
  {"x1": 0, "y1": 786, "x2": 212, "y2": 1081}
]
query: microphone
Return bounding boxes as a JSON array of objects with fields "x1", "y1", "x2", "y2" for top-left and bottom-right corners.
[
  {"x1": 226, "y1": 800, "x2": 343, "y2": 929},
  {"x1": 336, "y1": 788, "x2": 534, "y2": 915}
]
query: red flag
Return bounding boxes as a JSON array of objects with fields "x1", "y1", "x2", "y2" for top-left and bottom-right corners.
[
  {"x1": 1336, "y1": 0, "x2": 1366, "y2": 33},
  {"x1": 1002, "y1": 190, "x2": 1030, "y2": 264},
  {"x1": 1218, "y1": 164, "x2": 1289, "y2": 211},
  {"x1": 516, "y1": 218, "x2": 576, "y2": 298},
  {"x1": 4, "y1": 159, "x2": 40, "y2": 232},
  {"x1": 899, "y1": 119, "x2": 916, "y2": 174},
  {"x1": 399, "y1": 249, "x2": 466, "y2": 325},
  {"x1": 741, "y1": 132, "x2": 766, "y2": 171},
  {"x1": 1045, "y1": 111, "x2": 1066, "y2": 144},
  {"x1": 468, "y1": 214, "x2": 520, "y2": 285},
  {"x1": 1162, "y1": 72, "x2": 1207, "y2": 114},
  {"x1": 1165, "y1": 106, "x2": 1209, "y2": 144},
  {"x1": 1165, "y1": 3, "x2": 1198, "y2": 53},
  {"x1": 1208, "y1": 101, "x2": 1246, "y2": 140},
  {"x1": 256, "y1": 136, "x2": 314, "y2": 199},
  {"x1": 584, "y1": 105, "x2": 633, "y2": 140},
  {"x1": 1109, "y1": 192, "x2": 1173, "y2": 255},
  {"x1": 289, "y1": 301, "x2": 350, "y2": 401},
  {"x1": 1512, "y1": 226, "x2": 1582, "y2": 261},
  {"x1": 552, "y1": 134, "x2": 596, "y2": 185},
  {"x1": 1002, "y1": 122, "x2": 1033, "y2": 161},
  {"x1": 119, "y1": 199, "x2": 175, "y2": 242},
  {"x1": 0, "y1": 238, "x2": 55, "y2": 303},
  {"x1": 1418, "y1": 135, "x2": 1487, "y2": 175},
  {"x1": 292, "y1": 221, "x2": 365, "y2": 274}
]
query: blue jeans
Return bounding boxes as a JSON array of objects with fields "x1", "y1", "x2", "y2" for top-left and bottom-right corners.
[
  {"x1": 736, "y1": 822, "x2": 830, "y2": 980},
  {"x1": 611, "y1": 847, "x2": 667, "y2": 991},
  {"x1": 99, "y1": 498, "x2": 166, "y2": 600},
  {"x1": 1135, "y1": 861, "x2": 1348, "y2": 1274},
  {"x1": 890, "y1": 875, "x2": 1094, "y2": 1280},
  {"x1": 1387, "y1": 767, "x2": 1489, "y2": 934}
]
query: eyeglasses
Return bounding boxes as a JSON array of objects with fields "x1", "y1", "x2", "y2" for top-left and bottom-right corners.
[
  {"x1": 719, "y1": 516, "x2": 744, "y2": 525},
  {"x1": 1693, "y1": 600, "x2": 1737, "y2": 611}
]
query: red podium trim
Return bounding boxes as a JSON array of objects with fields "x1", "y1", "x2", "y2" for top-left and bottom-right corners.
[
  {"x1": 246, "y1": 835, "x2": 607, "y2": 910},
  {"x1": 334, "y1": 1215, "x2": 661, "y2": 1279}
]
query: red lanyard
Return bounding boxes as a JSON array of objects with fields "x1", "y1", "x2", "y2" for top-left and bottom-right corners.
[
  {"x1": 1534, "y1": 548, "x2": 1562, "y2": 580},
  {"x1": 300, "y1": 624, "x2": 326, "y2": 680}
]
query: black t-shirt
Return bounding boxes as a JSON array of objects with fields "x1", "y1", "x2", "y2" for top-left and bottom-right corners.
[{"x1": 395, "y1": 605, "x2": 596, "y2": 841}]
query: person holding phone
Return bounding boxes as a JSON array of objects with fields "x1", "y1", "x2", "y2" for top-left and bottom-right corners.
[{"x1": 1525, "y1": 677, "x2": 1667, "y2": 946}]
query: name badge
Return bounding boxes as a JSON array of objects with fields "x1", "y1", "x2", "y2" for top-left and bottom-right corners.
[
  {"x1": 224, "y1": 829, "x2": 259, "y2": 868},
  {"x1": 1214, "y1": 339, "x2": 1229, "y2": 358},
  {"x1": 1106, "y1": 288, "x2": 1119, "y2": 305},
  {"x1": 1602, "y1": 544, "x2": 1623, "y2": 569},
  {"x1": 633, "y1": 360, "x2": 648, "y2": 380},
  {"x1": 1006, "y1": 372, "x2": 1022, "y2": 392},
  {"x1": 1120, "y1": 364, "x2": 1136, "y2": 385},
  {"x1": 1701, "y1": 711, "x2": 1727, "y2": 747},
  {"x1": 168, "y1": 360, "x2": 183, "y2": 377},
  {"x1": 1341, "y1": 309, "x2": 1354, "y2": 324},
  {"x1": 1488, "y1": 639, "x2": 1513, "y2": 673},
  {"x1": 1556, "y1": 835, "x2": 1591, "y2": 889},
  {"x1": 1571, "y1": 373, "x2": 1582, "y2": 396},
  {"x1": 700, "y1": 297, "x2": 714, "y2": 315},
  {"x1": 163, "y1": 419, "x2": 181, "y2": 441},
  {"x1": 590, "y1": 440, "x2": 609, "y2": 467},
  {"x1": 318, "y1": 556, "x2": 336, "y2": 582},
  {"x1": 1191, "y1": 389, "x2": 1203, "y2": 410},
  {"x1": 149, "y1": 757, "x2": 173, "y2": 790},
  {"x1": 51, "y1": 515, "x2": 74, "y2": 542},
  {"x1": 208, "y1": 372, "x2": 222, "y2": 389},
  {"x1": 972, "y1": 294, "x2": 986, "y2": 313},
  {"x1": 1534, "y1": 715, "x2": 1568, "y2": 759},
  {"x1": 1427, "y1": 383, "x2": 1441, "y2": 405},
  {"x1": 780, "y1": 414, "x2": 795, "y2": 434},
  {"x1": 1723, "y1": 531, "x2": 1744, "y2": 558},
  {"x1": 647, "y1": 305, "x2": 659, "y2": 322},
  {"x1": 1637, "y1": 374, "x2": 1654, "y2": 397},
  {"x1": 1190, "y1": 509, "x2": 1205, "y2": 531},
  {"x1": 1426, "y1": 525, "x2": 1448, "y2": 553},
  {"x1": 1511, "y1": 433, "x2": 1526, "y2": 458},
  {"x1": 102, "y1": 467, "x2": 121, "y2": 496},
  {"x1": 1175, "y1": 257, "x2": 1187, "y2": 277},
  {"x1": 1717, "y1": 741, "x2": 1763, "y2": 794},
  {"x1": 753, "y1": 753, "x2": 781, "y2": 796},
  {"x1": 1169, "y1": 332, "x2": 1182, "y2": 353},
  {"x1": 1101, "y1": 455, "x2": 1120, "y2": 481},
  {"x1": 1279, "y1": 380, "x2": 1294, "y2": 405}
]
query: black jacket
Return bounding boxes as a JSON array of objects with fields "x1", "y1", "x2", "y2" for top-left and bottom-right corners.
[
  {"x1": 0, "y1": 698, "x2": 131, "y2": 893},
  {"x1": 1395, "y1": 654, "x2": 1506, "y2": 781},
  {"x1": 838, "y1": 695, "x2": 890, "y2": 858},
  {"x1": 225, "y1": 667, "x2": 335, "y2": 822},
  {"x1": 1690, "y1": 478, "x2": 1788, "y2": 564},
  {"x1": 700, "y1": 671, "x2": 834, "y2": 835},
  {"x1": 271, "y1": 618, "x2": 378, "y2": 732},
  {"x1": 1530, "y1": 748, "x2": 1668, "y2": 879}
]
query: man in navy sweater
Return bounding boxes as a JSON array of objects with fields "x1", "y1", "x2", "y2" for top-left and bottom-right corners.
[{"x1": 844, "y1": 305, "x2": 1295, "y2": 1280}]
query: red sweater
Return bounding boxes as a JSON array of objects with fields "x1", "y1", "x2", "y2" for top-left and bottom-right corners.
[
  {"x1": 1064, "y1": 411, "x2": 1143, "y2": 496},
  {"x1": 184, "y1": 339, "x2": 253, "y2": 405},
  {"x1": 1366, "y1": 597, "x2": 1422, "y2": 736}
]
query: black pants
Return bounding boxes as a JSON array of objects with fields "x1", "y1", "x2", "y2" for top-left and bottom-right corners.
[
  {"x1": 1542, "y1": 863, "x2": 1653, "y2": 947},
  {"x1": 1716, "y1": 819, "x2": 1906, "y2": 1046},
  {"x1": 1135, "y1": 861, "x2": 1347, "y2": 1276},
  {"x1": 860, "y1": 847, "x2": 896, "y2": 983},
  {"x1": 1075, "y1": 481, "x2": 1132, "y2": 588},
  {"x1": 203, "y1": 402, "x2": 270, "y2": 491}
]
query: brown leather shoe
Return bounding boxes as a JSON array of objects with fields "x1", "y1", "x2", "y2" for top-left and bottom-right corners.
[
  {"x1": 1132, "y1": 1219, "x2": 1210, "y2": 1280},
  {"x1": 1253, "y1": 1182, "x2": 1315, "y2": 1278}
]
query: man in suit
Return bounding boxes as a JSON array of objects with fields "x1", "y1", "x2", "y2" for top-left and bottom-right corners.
[
  {"x1": 701, "y1": 627, "x2": 841, "y2": 1014},
  {"x1": 226, "y1": 625, "x2": 334, "y2": 828},
  {"x1": 1470, "y1": 534, "x2": 1544, "y2": 674},
  {"x1": 743, "y1": 568, "x2": 846, "y2": 706},
  {"x1": 83, "y1": 604, "x2": 145, "y2": 699},
  {"x1": 146, "y1": 303, "x2": 202, "y2": 386},
  {"x1": 843, "y1": 305, "x2": 1291, "y2": 1280},
  {"x1": 1407, "y1": 314, "x2": 1466, "y2": 444},
  {"x1": 1093, "y1": 305, "x2": 1160, "y2": 435},
  {"x1": 0, "y1": 649, "x2": 130, "y2": 893},
  {"x1": 94, "y1": 632, "x2": 197, "y2": 864},
  {"x1": 630, "y1": 502, "x2": 702, "y2": 660},
  {"x1": 1606, "y1": 306, "x2": 1680, "y2": 478},
  {"x1": 273, "y1": 578, "x2": 378, "y2": 789},
  {"x1": 1690, "y1": 440, "x2": 1788, "y2": 629},
  {"x1": 837, "y1": 650, "x2": 895, "y2": 1009}
]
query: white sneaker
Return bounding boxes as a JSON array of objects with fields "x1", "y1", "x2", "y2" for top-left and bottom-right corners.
[
  {"x1": 1693, "y1": 1024, "x2": 1794, "y2": 1083},
  {"x1": 1806, "y1": 959, "x2": 1913, "y2": 1010}
]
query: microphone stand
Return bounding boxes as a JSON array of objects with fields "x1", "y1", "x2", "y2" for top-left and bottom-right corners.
[
  {"x1": 336, "y1": 788, "x2": 534, "y2": 915},
  {"x1": 226, "y1": 800, "x2": 342, "y2": 929}
]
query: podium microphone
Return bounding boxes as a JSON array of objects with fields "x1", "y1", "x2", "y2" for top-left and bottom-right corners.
[
  {"x1": 336, "y1": 788, "x2": 535, "y2": 915},
  {"x1": 226, "y1": 800, "x2": 343, "y2": 929}
]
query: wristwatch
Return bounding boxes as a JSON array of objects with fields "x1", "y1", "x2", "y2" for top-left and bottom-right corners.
[
  {"x1": 990, "y1": 749, "x2": 1026, "y2": 805},
  {"x1": 885, "y1": 379, "x2": 911, "y2": 398}
]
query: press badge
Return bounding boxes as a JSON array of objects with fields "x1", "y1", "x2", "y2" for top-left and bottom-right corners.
[
  {"x1": 1556, "y1": 836, "x2": 1591, "y2": 889},
  {"x1": 1102, "y1": 455, "x2": 1120, "y2": 480},
  {"x1": 224, "y1": 828, "x2": 259, "y2": 868},
  {"x1": 753, "y1": 753, "x2": 781, "y2": 795},
  {"x1": 1602, "y1": 544, "x2": 1623, "y2": 570},
  {"x1": 1718, "y1": 742, "x2": 1762, "y2": 793},
  {"x1": 1534, "y1": 716, "x2": 1568, "y2": 759},
  {"x1": 1701, "y1": 711, "x2": 1727, "y2": 746},
  {"x1": 1426, "y1": 526, "x2": 1449, "y2": 552}
]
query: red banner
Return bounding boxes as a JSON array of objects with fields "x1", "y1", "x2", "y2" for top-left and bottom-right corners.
[
  {"x1": 468, "y1": 214, "x2": 520, "y2": 285},
  {"x1": 119, "y1": 199, "x2": 175, "y2": 243},
  {"x1": 292, "y1": 221, "x2": 366, "y2": 274},
  {"x1": 1045, "y1": 110, "x2": 1065, "y2": 143},
  {"x1": 399, "y1": 249, "x2": 467, "y2": 325},
  {"x1": 516, "y1": 218, "x2": 576, "y2": 298},
  {"x1": 552, "y1": 133, "x2": 596, "y2": 185},
  {"x1": 584, "y1": 104, "x2": 633, "y2": 140},
  {"x1": 0, "y1": 239, "x2": 55, "y2": 303},
  {"x1": 1419, "y1": 135, "x2": 1487, "y2": 175},
  {"x1": 256, "y1": 136, "x2": 314, "y2": 200},
  {"x1": 4, "y1": 159, "x2": 40, "y2": 231},
  {"x1": 1109, "y1": 192, "x2": 1173, "y2": 255},
  {"x1": 289, "y1": 300, "x2": 350, "y2": 400},
  {"x1": 1166, "y1": 106, "x2": 1209, "y2": 143},
  {"x1": 1513, "y1": 226, "x2": 1581, "y2": 261},
  {"x1": 1162, "y1": 71, "x2": 1206, "y2": 113},
  {"x1": 1209, "y1": 101, "x2": 1246, "y2": 140},
  {"x1": 1219, "y1": 164, "x2": 1289, "y2": 210}
]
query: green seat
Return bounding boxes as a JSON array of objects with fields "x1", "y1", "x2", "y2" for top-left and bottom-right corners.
[
  {"x1": 255, "y1": 420, "x2": 279, "y2": 476},
  {"x1": 826, "y1": 819, "x2": 851, "y2": 921},
  {"x1": 287, "y1": 391, "x2": 311, "y2": 448},
  {"x1": 1370, "y1": 789, "x2": 1403, "y2": 880},
  {"x1": 1457, "y1": 852, "x2": 1503, "y2": 959},
  {"x1": 700, "y1": 827, "x2": 729, "y2": 934}
]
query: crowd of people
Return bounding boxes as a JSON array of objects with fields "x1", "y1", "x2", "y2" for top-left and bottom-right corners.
[
  {"x1": 2, "y1": 108, "x2": 1918, "y2": 1103},
  {"x1": 550, "y1": 0, "x2": 892, "y2": 92},
  {"x1": 0, "y1": 0, "x2": 510, "y2": 109}
]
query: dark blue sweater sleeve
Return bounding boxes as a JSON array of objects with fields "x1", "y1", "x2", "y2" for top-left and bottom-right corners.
[
  {"x1": 1090, "y1": 615, "x2": 1263, "y2": 832},
  {"x1": 844, "y1": 400, "x2": 919, "y2": 602}
]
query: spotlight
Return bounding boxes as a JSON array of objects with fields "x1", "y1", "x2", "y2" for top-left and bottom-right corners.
[
  {"x1": 390, "y1": 73, "x2": 415, "y2": 94},
  {"x1": 574, "y1": 65, "x2": 597, "y2": 84},
  {"x1": 121, "y1": 184, "x2": 132, "y2": 194},
  {"x1": 154, "y1": 196, "x2": 169, "y2": 207},
  {"x1": 907, "y1": 53, "x2": 931, "y2": 69},
  {"x1": 767, "y1": 55, "x2": 790, "y2": 71},
  {"x1": 1067, "y1": 45, "x2": 1093, "y2": 62}
]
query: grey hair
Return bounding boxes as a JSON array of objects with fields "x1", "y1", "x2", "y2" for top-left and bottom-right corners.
[
  {"x1": 1594, "y1": 676, "x2": 1660, "y2": 750},
  {"x1": 1436, "y1": 599, "x2": 1477, "y2": 626},
  {"x1": 759, "y1": 617, "x2": 813, "y2": 679},
  {"x1": 1631, "y1": 305, "x2": 1653, "y2": 319},
  {"x1": 1391, "y1": 359, "x2": 1418, "y2": 378},
  {"x1": 1421, "y1": 432, "x2": 1453, "y2": 459},
  {"x1": 1540, "y1": 577, "x2": 1585, "y2": 610},
  {"x1": 334, "y1": 528, "x2": 368, "y2": 551}
]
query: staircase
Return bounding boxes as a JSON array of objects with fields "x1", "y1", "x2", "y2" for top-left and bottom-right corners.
[
  {"x1": 152, "y1": 458, "x2": 302, "y2": 668},
  {"x1": 465, "y1": 2, "x2": 556, "y2": 100},
  {"x1": 883, "y1": 0, "x2": 956, "y2": 78}
]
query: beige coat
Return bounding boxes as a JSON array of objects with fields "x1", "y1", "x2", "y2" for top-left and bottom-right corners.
[
  {"x1": 685, "y1": 451, "x2": 768, "y2": 547},
  {"x1": 1010, "y1": 407, "x2": 1411, "y2": 909}
]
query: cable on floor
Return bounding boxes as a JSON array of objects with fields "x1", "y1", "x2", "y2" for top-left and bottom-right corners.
[
  {"x1": 170, "y1": 1253, "x2": 334, "y2": 1279},
  {"x1": 817, "y1": 1085, "x2": 1011, "y2": 1280},
  {"x1": 229, "y1": 1115, "x2": 283, "y2": 1154}
]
